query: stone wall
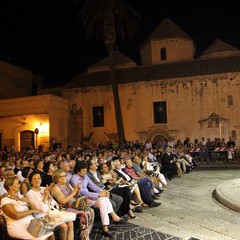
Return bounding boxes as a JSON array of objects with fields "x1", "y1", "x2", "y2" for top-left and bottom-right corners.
[{"x1": 64, "y1": 72, "x2": 240, "y2": 145}]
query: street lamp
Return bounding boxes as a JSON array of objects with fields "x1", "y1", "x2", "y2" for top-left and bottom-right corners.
[{"x1": 34, "y1": 128, "x2": 39, "y2": 149}]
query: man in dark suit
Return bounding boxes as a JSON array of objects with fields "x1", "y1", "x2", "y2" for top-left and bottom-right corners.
[
  {"x1": 161, "y1": 147, "x2": 178, "y2": 180},
  {"x1": 86, "y1": 159, "x2": 123, "y2": 214}
]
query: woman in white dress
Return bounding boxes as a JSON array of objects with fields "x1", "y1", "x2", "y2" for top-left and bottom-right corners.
[
  {"x1": 26, "y1": 170, "x2": 74, "y2": 240},
  {"x1": 0, "y1": 176, "x2": 54, "y2": 240}
]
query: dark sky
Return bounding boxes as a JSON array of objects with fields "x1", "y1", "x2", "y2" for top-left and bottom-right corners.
[{"x1": 1, "y1": 0, "x2": 240, "y2": 87}]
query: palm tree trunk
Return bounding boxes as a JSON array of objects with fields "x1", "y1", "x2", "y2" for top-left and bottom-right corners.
[
  {"x1": 104, "y1": 9, "x2": 126, "y2": 142},
  {"x1": 108, "y1": 46, "x2": 126, "y2": 142}
]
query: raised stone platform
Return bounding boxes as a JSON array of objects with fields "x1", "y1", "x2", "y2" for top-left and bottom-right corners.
[
  {"x1": 195, "y1": 159, "x2": 240, "y2": 170},
  {"x1": 213, "y1": 178, "x2": 240, "y2": 213}
]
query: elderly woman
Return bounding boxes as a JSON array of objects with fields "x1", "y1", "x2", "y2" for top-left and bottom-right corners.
[
  {"x1": 51, "y1": 169, "x2": 94, "y2": 240},
  {"x1": 0, "y1": 176, "x2": 54, "y2": 240},
  {"x1": 26, "y1": 170, "x2": 74, "y2": 240}
]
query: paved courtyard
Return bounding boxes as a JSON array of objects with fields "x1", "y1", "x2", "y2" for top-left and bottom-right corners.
[{"x1": 130, "y1": 169, "x2": 240, "y2": 240}]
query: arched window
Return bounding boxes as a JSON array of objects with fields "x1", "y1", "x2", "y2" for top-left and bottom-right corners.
[
  {"x1": 228, "y1": 95, "x2": 233, "y2": 105},
  {"x1": 160, "y1": 48, "x2": 166, "y2": 60}
]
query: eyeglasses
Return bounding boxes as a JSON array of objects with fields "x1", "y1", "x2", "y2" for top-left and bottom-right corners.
[{"x1": 59, "y1": 174, "x2": 67, "y2": 179}]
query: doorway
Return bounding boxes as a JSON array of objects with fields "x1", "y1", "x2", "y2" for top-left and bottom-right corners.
[{"x1": 20, "y1": 130, "x2": 34, "y2": 151}]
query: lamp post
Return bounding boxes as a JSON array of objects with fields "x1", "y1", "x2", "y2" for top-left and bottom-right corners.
[
  {"x1": 34, "y1": 128, "x2": 39, "y2": 149},
  {"x1": 218, "y1": 116, "x2": 221, "y2": 139}
]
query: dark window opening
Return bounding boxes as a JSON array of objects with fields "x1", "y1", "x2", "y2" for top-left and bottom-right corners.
[
  {"x1": 160, "y1": 48, "x2": 167, "y2": 60},
  {"x1": 232, "y1": 130, "x2": 236, "y2": 139},
  {"x1": 228, "y1": 95, "x2": 233, "y2": 105},
  {"x1": 153, "y1": 101, "x2": 167, "y2": 124},
  {"x1": 93, "y1": 106, "x2": 104, "y2": 127}
]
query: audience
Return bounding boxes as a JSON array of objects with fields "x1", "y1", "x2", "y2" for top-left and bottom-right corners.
[{"x1": 1, "y1": 136, "x2": 232, "y2": 239}]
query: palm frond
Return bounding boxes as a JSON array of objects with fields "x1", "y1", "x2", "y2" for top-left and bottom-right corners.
[{"x1": 75, "y1": 0, "x2": 140, "y2": 41}]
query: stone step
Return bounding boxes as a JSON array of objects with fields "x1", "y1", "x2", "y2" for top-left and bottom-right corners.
[{"x1": 194, "y1": 159, "x2": 240, "y2": 170}]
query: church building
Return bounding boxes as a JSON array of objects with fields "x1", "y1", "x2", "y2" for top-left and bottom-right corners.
[
  {"x1": 62, "y1": 18, "x2": 240, "y2": 146},
  {"x1": 1, "y1": 18, "x2": 240, "y2": 150}
]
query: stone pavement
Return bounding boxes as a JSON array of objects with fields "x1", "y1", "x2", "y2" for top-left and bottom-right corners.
[
  {"x1": 130, "y1": 169, "x2": 240, "y2": 240},
  {"x1": 90, "y1": 221, "x2": 181, "y2": 240}
]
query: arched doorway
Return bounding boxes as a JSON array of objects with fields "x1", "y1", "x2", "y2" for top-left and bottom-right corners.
[
  {"x1": 153, "y1": 134, "x2": 167, "y2": 142},
  {"x1": 148, "y1": 130, "x2": 170, "y2": 147},
  {"x1": 20, "y1": 130, "x2": 34, "y2": 151},
  {"x1": 153, "y1": 134, "x2": 169, "y2": 146}
]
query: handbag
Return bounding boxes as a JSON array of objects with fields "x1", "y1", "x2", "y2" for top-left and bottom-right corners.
[
  {"x1": 48, "y1": 199, "x2": 76, "y2": 222},
  {"x1": 72, "y1": 196, "x2": 90, "y2": 212},
  {"x1": 27, "y1": 217, "x2": 56, "y2": 237},
  {"x1": 48, "y1": 204, "x2": 77, "y2": 222}
]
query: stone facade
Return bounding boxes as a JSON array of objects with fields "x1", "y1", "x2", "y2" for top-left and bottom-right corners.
[
  {"x1": 63, "y1": 18, "x2": 240, "y2": 146},
  {"x1": 63, "y1": 72, "x2": 240, "y2": 145}
]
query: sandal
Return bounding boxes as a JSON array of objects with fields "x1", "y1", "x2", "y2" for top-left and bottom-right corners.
[
  {"x1": 128, "y1": 209, "x2": 136, "y2": 218},
  {"x1": 132, "y1": 205, "x2": 143, "y2": 212},
  {"x1": 163, "y1": 185, "x2": 169, "y2": 190},
  {"x1": 102, "y1": 230, "x2": 113, "y2": 238},
  {"x1": 130, "y1": 201, "x2": 139, "y2": 206}
]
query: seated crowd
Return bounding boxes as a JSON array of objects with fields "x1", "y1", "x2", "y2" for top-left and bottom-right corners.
[{"x1": 0, "y1": 137, "x2": 202, "y2": 239}]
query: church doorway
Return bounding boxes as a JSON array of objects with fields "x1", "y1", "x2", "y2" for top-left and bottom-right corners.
[
  {"x1": 20, "y1": 130, "x2": 34, "y2": 151},
  {"x1": 152, "y1": 133, "x2": 169, "y2": 146},
  {"x1": 153, "y1": 134, "x2": 166, "y2": 142}
]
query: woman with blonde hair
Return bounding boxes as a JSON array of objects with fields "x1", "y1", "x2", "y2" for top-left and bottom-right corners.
[{"x1": 51, "y1": 169, "x2": 94, "y2": 240}]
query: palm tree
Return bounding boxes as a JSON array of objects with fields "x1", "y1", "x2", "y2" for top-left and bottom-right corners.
[{"x1": 75, "y1": 0, "x2": 140, "y2": 142}]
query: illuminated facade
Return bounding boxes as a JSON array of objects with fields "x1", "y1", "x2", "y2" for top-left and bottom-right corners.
[
  {"x1": 2, "y1": 18, "x2": 240, "y2": 150},
  {"x1": 0, "y1": 94, "x2": 69, "y2": 151},
  {"x1": 0, "y1": 59, "x2": 69, "y2": 152},
  {"x1": 63, "y1": 18, "x2": 240, "y2": 146}
]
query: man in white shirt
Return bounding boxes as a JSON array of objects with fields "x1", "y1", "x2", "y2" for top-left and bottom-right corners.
[{"x1": 16, "y1": 159, "x2": 29, "y2": 183}]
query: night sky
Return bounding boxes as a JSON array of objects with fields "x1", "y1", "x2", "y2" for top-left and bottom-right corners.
[{"x1": 1, "y1": 0, "x2": 240, "y2": 87}]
